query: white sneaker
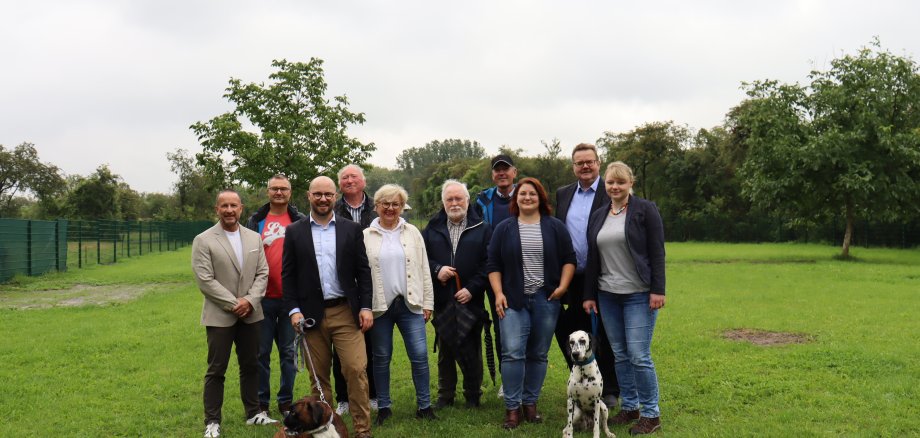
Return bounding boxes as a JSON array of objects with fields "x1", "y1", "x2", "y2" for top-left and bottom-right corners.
[
  {"x1": 204, "y1": 422, "x2": 220, "y2": 438},
  {"x1": 335, "y1": 401, "x2": 350, "y2": 416},
  {"x1": 369, "y1": 398, "x2": 379, "y2": 412},
  {"x1": 496, "y1": 384, "x2": 504, "y2": 399},
  {"x1": 246, "y1": 411, "x2": 278, "y2": 425}
]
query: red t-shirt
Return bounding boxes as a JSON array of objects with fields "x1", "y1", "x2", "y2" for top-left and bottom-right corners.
[{"x1": 261, "y1": 213, "x2": 292, "y2": 299}]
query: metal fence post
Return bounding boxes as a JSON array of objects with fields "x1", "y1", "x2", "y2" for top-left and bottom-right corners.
[{"x1": 27, "y1": 220, "x2": 33, "y2": 276}]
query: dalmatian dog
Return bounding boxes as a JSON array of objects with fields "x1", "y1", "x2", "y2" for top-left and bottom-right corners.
[{"x1": 564, "y1": 330, "x2": 615, "y2": 438}]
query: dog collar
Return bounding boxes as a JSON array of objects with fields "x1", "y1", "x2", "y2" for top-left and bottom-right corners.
[
  {"x1": 573, "y1": 353, "x2": 595, "y2": 367},
  {"x1": 303, "y1": 409, "x2": 336, "y2": 435}
]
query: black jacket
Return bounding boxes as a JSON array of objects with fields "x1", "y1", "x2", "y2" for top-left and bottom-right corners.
[
  {"x1": 584, "y1": 194, "x2": 666, "y2": 299},
  {"x1": 245, "y1": 203, "x2": 308, "y2": 234},
  {"x1": 281, "y1": 217, "x2": 373, "y2": 327},
  {"x1": 333, "y1": 192, "x2": 376, "y2": 229},
  {"x1": 422, "y1": 206, "x2": 492, "y2": 313}
]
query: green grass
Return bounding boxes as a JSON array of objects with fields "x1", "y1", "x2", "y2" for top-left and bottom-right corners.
[{"x1": 1, "y1": 243, "x2": 918, "y2": 437}]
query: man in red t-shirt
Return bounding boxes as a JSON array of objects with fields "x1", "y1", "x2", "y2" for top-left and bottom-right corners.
[{"x1": 245, "y1": 174, "x2": 307, "y2": 418}]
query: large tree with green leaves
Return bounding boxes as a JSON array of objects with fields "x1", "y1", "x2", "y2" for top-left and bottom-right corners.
[
  {"x1": 598, "y1": 121, "x2": 692, "y2": 202},
  {"x1": 192, "y1": 58, "x2": 374, "y2": 194},
  {"x1": 736, "y1": 41, "x2": 920, "y2": 257},
  {"x1": 0, "y1": 142, "x2": 64, "y2": 216}
]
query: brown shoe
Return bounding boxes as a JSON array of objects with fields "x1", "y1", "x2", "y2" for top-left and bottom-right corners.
[
  {"x1": 610, "y1": 409, "x2": 640, "y2": 425},
  {"x1": 502, "y1": 407, "x2": 522, "y2": 429},
  {"x1": 354, "y1": 432, "x2": 373, "y2": 438},
  {"x1": 522, "y1": 404, "x2": 543, "y2": 423},
  {"x1": 629, "y1": 416, "x2": 661, "y2": 435}
]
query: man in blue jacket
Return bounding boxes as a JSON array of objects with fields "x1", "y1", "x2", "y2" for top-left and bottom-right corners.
[{"x1": 474, "y1": 154, "x2": 517, "y2": 397}]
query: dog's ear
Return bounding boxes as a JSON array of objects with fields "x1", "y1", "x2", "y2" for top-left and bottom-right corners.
[
  {"x1": 310, "y1": 401, "x2": 325, "y2": 426},
  {"x1": 587, "y1": 332, "x2": 595, "y2": 352}
]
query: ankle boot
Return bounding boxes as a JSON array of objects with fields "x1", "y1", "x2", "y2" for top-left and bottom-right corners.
[
  {"x1": 502, "y1": 407, "x2": 522, "y2": 429},
  {"x1": 522, "y1": 404, "x2": 543, "y2": 423}
]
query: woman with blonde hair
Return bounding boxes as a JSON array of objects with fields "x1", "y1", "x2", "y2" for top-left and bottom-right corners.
[
  {"x1": 363, "y1": 184, "x2": 436, "y2": 426},
  {"x1": 583, "y1": 161, "x2": 666, "y2": 435}
]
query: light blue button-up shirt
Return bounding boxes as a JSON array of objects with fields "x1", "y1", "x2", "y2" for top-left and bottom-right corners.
[
  {"x1": 566, "y1": 176, "x2": 600, "y2": 272},
  {"x1": 311, "y1": 214, "x2": 345, "y2": 300},
  {"x1": 290, "y1": 213, "x2": 346, "y2": 317}
]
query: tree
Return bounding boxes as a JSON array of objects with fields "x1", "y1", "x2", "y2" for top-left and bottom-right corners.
[
  {"x1": 598, "y1": 121, "x2": 692, "y2": 202},
  {"x1": 68, "y1": 165, "x2": 121, "y2": 219},
  {"x1": 736, "y1": 41, "x2": 920, "y2": 257},
  {"x1": 396, "y1": 139, "x2": 485, "y2": 173},
  {"x1": 0, "y1": 142, "x2": 65, "y2": 216},
  {"x1": 167, "y1": 148, "x2": 216, "y2": 220},
  {"x1": 191, "y1": 58, "x2": 374, "y2": 195}
]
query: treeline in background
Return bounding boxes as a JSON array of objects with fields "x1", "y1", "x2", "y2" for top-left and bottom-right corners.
[{"x1": 3, "y1": 40, "x2": 920, "y2": 258}]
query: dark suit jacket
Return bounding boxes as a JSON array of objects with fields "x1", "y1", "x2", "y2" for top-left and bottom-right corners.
[
  {"x1": 554, "y1": 178, "x2": 610, "y2": 224},
  {"x1": 281, "y1": 216, "x2": 373, "y2": 327},
  {"x1": 555, "y1": 178, "x2": 609, "y2": 305}
]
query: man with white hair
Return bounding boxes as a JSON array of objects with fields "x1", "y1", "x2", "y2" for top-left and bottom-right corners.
[
  {"x1": 423, "y1": 180, "x2": 493, "y2": 409},
  {"x1": 331, "y1": 163, "x2": 378, "y2": 415}
]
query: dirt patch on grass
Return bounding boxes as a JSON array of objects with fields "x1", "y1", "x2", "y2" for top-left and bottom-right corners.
[
  {"x1": 723, "y1": 328, "x2": 813, "y2": 346},
  {"x1": 0, "y1": 283, "x2": 181, "y2": 310}
]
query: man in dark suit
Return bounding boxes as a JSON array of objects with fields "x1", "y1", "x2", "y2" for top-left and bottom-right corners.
[
  {"x1": 282, "y1": 176, "x2": 375, "y2": 438},
  {"x1": 553, "y1": 143, "x2": 619, "y2": 408}
]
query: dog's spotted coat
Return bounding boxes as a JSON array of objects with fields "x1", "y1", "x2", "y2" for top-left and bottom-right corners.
[{"x1": 564, "y1": 330, "x2": 615, "y2": 438}]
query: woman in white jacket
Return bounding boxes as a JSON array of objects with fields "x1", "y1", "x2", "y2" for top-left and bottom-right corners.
[{"x1": 363, "y1": 184, "x2": 436, "y2": 426}]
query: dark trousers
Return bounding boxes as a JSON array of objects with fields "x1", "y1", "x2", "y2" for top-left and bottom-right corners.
[
  {"x1": 554, "y1": 273, "x2": 619, "y2": 397},
  {"x1": 437, "y1": 324, "x2": 484, "y2": 402},
  {"x1": 332, "y1": 330, "x2": 376, "y2": 403},
  {"x1": 204, "y1": 320, "x2": 261, "y2": 425}
]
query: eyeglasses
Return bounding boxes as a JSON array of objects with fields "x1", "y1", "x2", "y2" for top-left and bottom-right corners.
[
  {"x1": 573, "y1": 159, "x2": 598, "y2": 168},
  {"x1": 444, "y1": 197, "x2": 466, "y2": 205},
  {"x1": 377, "y1": 202, "x2": 403, "y2": 210},
  {"x1": 310, "y1": 192, "x2": 335, "y2": 199},
  {"x1": 268, "y1": 187, "x2": 290, "y2": 193}
]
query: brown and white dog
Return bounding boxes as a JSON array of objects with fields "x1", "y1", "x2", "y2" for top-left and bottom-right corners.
[
  {"x1": 274, "y1": 395, "x2": 348, "y2": 438},
  {"x1": 563, "y1": 330, "x2": 615, "y2": 438}
]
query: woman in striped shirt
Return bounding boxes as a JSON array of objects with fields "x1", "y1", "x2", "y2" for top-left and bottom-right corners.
[{"x1": 486, "y1": 177, "x2": 576, "y2": 430}]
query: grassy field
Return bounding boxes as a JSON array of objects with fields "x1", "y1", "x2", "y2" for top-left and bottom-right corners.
[{"x1": 1, "y1": 242, "x2": 918, "y2": 437}]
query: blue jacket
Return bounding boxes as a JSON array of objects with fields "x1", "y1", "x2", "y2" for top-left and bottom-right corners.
[
  {"x1": 475, "y1": 185, "x2": 514, "y2": 225},
  {"x1": 486, "y1": 214, "x2": 576, "y2": 310},
  {"x1": 422, "y1": 206, "x2": 492, "y2": 313},
  {"x1": 584, "y1": 194, "x2": 666, "y2": 299}
]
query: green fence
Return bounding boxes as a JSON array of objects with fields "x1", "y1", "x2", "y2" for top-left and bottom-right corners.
[{"x1": 0, "y1": 219, "x2": 212, "y2": 282}]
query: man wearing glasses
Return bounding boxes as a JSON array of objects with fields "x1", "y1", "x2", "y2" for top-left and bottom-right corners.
[
  {"x1": 553, "y1": 143, "x2": 620, "y2": 408},
  {"x1": 283, "y1": 176, "x2": 375, "y2": 438},
  {"x1": 245, "y1": 174, "x2": 307, "y2": 421}
]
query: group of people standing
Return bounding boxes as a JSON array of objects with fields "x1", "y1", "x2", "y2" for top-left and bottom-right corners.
[{"x1": 191, "y1": 143, "x2": 667, "y2": 438}]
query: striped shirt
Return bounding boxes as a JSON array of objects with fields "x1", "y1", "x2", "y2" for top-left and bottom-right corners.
[
  {"x1": 519, "y1": 221, "x2": 544, "y2": 294},
  {"x1": 447, "y1": 217, "x2": 467, "y2": 256}
]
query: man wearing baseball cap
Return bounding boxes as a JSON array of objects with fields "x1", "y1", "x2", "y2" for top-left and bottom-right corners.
[
  {"x1": 475, "y1": 154, "x2": 517, "y2": 227},
  {"x1": 474, "y1": 154, "x2": 518, "y2": 399}
]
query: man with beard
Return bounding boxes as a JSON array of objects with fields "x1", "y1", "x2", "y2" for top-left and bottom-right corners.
[
  {"x1": 283, "y1": 176, "x2": 375, "y2": 438},
  {"x1": 329, "y1": 164, "x2": 378, "y2": 415},
  {"x1": 423, "y1": 180, "x2": 492, "y2": 409},
  {"x1": 192, "y1": 190, "x2": 272, "y2": 438},
  {"x1": 245, "y1": 174, "x2": 307, "y2": 419}
]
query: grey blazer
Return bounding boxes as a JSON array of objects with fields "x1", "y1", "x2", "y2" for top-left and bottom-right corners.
[{"x1": 192, "y1": 222, "x2": 269, "y2": 327}]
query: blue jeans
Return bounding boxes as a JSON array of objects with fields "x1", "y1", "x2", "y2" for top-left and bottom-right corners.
[
  {"x1": 370, "y1": 296, "x2": 431, "y2": 410},
  {"x1": 598, "y1": 292, "x2": 660, "y2": 418},
  {"x1": 498, "y1": 288, "x2": 561, "y2": 409},
  {"x1": 258, "y1": 297, "x2": 297, "y2": 409}
]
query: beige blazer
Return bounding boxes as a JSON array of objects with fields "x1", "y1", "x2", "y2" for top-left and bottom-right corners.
[
  {"x1": 363, "y1": 221, "x2": 434, "y2": 317},
  {"x1": 192, "y1": 222, "x2": 269, "y2": 327}
]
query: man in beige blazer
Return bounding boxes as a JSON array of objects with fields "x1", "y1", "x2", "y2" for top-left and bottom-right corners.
[{"x1": 192, "y1": 189, "x2": 272, "y2": 438}]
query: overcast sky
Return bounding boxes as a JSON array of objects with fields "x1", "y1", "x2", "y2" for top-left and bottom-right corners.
[{"x1": 2, "y1": 0, "x2": 918, "y2": 193}]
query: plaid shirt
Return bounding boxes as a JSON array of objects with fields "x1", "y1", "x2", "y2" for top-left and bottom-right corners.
[{"x1": 447, "y1": 217, "x2": 467, "y2": 256}]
